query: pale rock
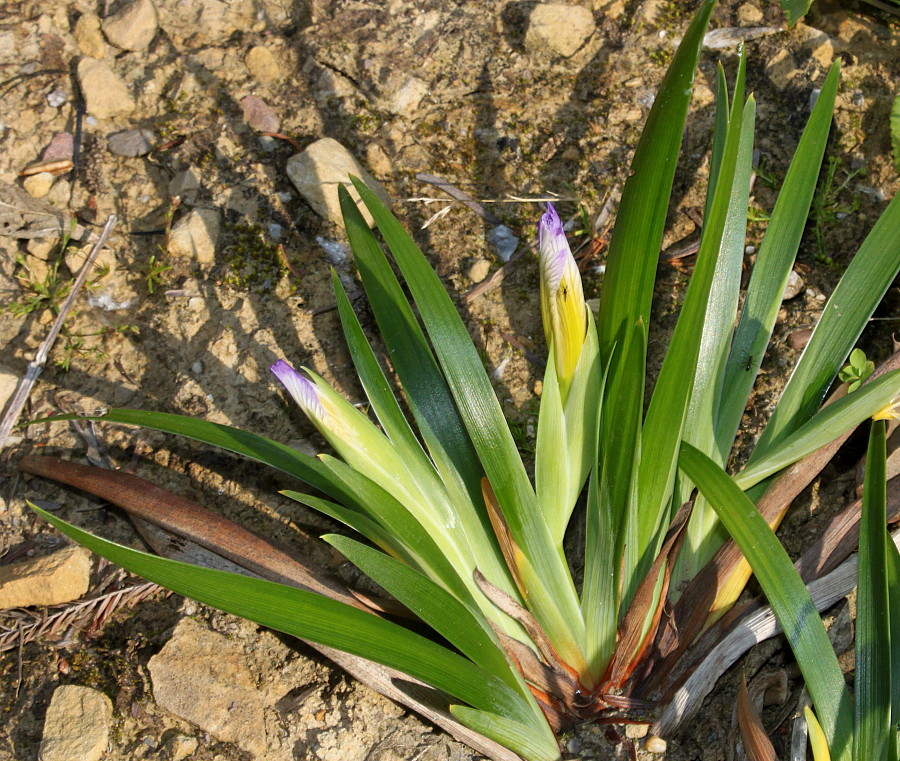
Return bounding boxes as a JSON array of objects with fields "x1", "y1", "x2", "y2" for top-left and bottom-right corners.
[
  {"x1": 737, "y1": 3, "x2": 764, "y2": 25},
  {"x1": 599, "y1": 0, "x2": 625, "y2": 19},
  {"x1": 244, "y1": 45, "x2": 281, "y2": 84},
  {"x1": 0, "y1": 366, "x2": 18, "y2": 418},
  {"x1": 168, "y1": 209, "x2": 220, "y2": 266},
  {"x1": 625, "y1": 722, "x2": 649, "y2": 739},
  {"x1": 73, "y1": 13, "x2": 106, "y2": 58},
  {"x1": 23, "y1": 172, "x2": 54, "y2": 199},
  {"x1": 42, "y1": 132, "x2": 74, "y2": 161},
  {"x1": 27, "y1": 237, "x2": 59, "y2": 260},
  {"x1": 467, "y1": 258, "x2": 491, "y2": 283},
  {"x1": 166, "y1": 735, "x2": 199, "y2": 761},
  {"x1": 240, "y1": 94, "x2": 280, "y2": 133},
  {"x1": 794, "y1": 22, "x2": 834, "y2": 68},
  {"x1": 65, "y1": 239, "x2": 117, "y2": 276},
  {"x1": 102, "y1": 0, "x2": 159, "y2": 51},
  {"x1": 77, "y1": 58, "x2": 135, "y2": 118},
  {"x1": 39, "y1": 685, "x2": 112, "y2": 761},
  {"x1": 107, "y1": 128, "x2": 154, "y2": 157},
  {"x1": 692, "y1": 83, "x2": 715, "y2": 107},
  {"x1": 285, "y1": 138, "x2": 390, "y2": 228},
  {"x1": 765, "y1": 49, "x2": 796, "y2": 91},
  {"x1": 159, "y1": 0, "x2": 255, "y2": 44},
  {"x1": 526, "y1": 3, "x2": 596, "y2": 58},
  {"x1": 0, "y1": 546, "x2": 92, "y2": 608},
  {"x1": 169, "y1": 167, "x2": 201, "y2": 197},
  {"x1": 149, "y1": 617, "x2": 269, "y2": 758},
  {"x1": 782, "y1": 269, "x2": 804, "y2": 300},
  {"x1": 385, "y1": 75, "x2": 428, "y2": 116},
  {"x1": 45, "y1": 179, "x2": 71, "y2": 208}
]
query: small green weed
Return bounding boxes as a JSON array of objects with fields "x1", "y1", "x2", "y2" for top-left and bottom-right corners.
[{"x1": 810, "y1": 156, "x2": 864, "y2": 265}]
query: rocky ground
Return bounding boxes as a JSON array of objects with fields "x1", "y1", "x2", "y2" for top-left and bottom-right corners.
[{"x1": 0, "y1": 0, "x2": 897, "y2": 759}]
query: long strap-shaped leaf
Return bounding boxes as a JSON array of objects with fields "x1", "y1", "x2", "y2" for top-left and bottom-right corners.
[
  {"x1": 715, "y1": 62, "x2": 841, "y2": 457},
  {"x1": 595, "y1": 0, "x2": 716, "y2": 359},
  {"x1": 753, "y1": 191, "x2": 900, "y2": 457},
  {"x1": 855, "y1": 420, "x2": 891, "y2": 761},
  {"x1": 349, "y1": 177, "x2": 588, "y2": 677},
  {"x1": 679, "y1": 443, "x2": 854, "y2": 761},
  {"x1": 32, "y1": 505, "x2": 543, "y2": 732}
]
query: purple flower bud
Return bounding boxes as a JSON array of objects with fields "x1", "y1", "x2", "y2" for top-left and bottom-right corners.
[{"x1": 270, "y1": 360, "x2": 325, "y2": 421}]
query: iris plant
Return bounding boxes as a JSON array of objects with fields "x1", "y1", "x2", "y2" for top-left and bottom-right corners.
[{"x1": 22, "y1": 1, "x2": 900, "y2": 759}]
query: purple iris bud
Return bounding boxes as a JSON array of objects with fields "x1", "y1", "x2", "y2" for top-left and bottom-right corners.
[{"x1": 270, "y1": 360, "x2": 325, "y2": 420}]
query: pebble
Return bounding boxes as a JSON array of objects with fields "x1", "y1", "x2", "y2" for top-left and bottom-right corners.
[
  {"x1": 108, "y1": 128, "x2": 155, "y2": 157},
  {"x1": 782, "y1": 269, "x2": 804, "y2": 300},
  {"x1": 42, "y1": 132, "x2": 74, "y2": 161},
  {"x1": 488, "y1": 224, "x2": 519, "y2": 262},
  {"x1": 285, "y1": 137, "x2": 390, "y2": 228},
  {"x1": 794, "y1": 22, "x2": 835, "y2": 68},
  {"x1": 39, "y1": 685, "x2": 113, "y2": 761},
  {"x1": 737, "y1": 2, "x2": 764, "y2": 25},
  {"x1": 525, "y1": 3, "x2": 596, "y2": 58},
  {"x1": 787, "y1": 328, "x2": 813, "y2": 351},
  {"x1": 467, "y1": 258, "x2": 491, "y2": 283},
  {"x1": 240, "y1": 94, "x2": 280, "y2": 133},
  {"x1": 148, "y1": 618, "x2": 269, "y2": 758},
  {"x1": 169, "y1": 167, "x2": 201, "y2": 197},
  {"x1": 0, "y1": 545, "x2": 92, "y2": 608},
  {"x1": 77, "y1": 58, "x2": 135, "y2": 118},
  {"x1": 0, "y1": 366, "x2": 18, "y2": 419},
  {"x1": 167, "y1": 208, "x2": 220, "y2": 267},
  {"x1": 385, "y1": 74, "x2": 428, "y2": 116},
  {"x1": 166, "y1": 735, "x2": 199, "y2": 761},
  {"x1": 765, "y1": 49, "x2": 796, "y2": 91},
  {"x1": 244, "y1": 45, "x2": 282, "y2": 84},
  {"x1": 23, "y1": 171, "x2": 54, "y2": 199},
  {"x1": 27, "y1": 237, "x2": 59, "y2": 259},
  {"x1": 703, "y1": 26, "x2": 780, "y2": 50},
  {"x1": 102, "y1": 0, "x2": 159, "y2": 51},
  {"x1": 46, "y1": 89, "x2": 67, "y2": 108},
  {"x1": 73, "y1": 12, "x2": 106, "y2": 58}
]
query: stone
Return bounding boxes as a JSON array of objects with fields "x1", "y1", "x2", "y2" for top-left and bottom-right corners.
[
  {"x1": 365, "y1": 142, "x2": 392, "y2": 176},
  {"x1": 169, "y1": 167, "x2": 201, "y2": 197},
  {"x1": 488, "y1": 224, "x2": 518, "y2": 261},
  {"x1": 285, "y1": 138, "x2": 390, "y2": 228},
  {"x1": 149, "y1": 618, "x2": 268, "y2": 758},
  {"x1": 23, "y1": 172, "x2": 54, "y2": 199},
  {"x1": 0, "y1": 366, "x2": 18, "y2": 419},
  {"x1": 39, "y1": 685, "x2": 112, "y2": 761},
  {"x1": 167, "y1": 209, "x2": 220, "y2": 266},
  {"x1": 795, "y1": 22, "x2": 835, "y2": 68},
  {"x1": 77, "y1": 58, "x2": 135, "y2": 118},
  {"x1": 42, "y1": 132, "x2": 74, "y2": 161},
  {"x1": 27, "y1": 237, "x2": 59, "y2": 260},
  {"x1": 166, "y1": 735, "x2": 199, "y2": 761},
  {"x1": 467, "y1": 258, "x2": 491, "y2": 283},
  {"x1": 108, "y1": 128, "x2": 154, "y2": 157},
  {"x1": 765, "y1": 49, "x2": 796, "y2": 91},
  {"x1": 46, "y1": 89, "x2": 67, "y2": 108},
  {"x1": 102, "y1": 0, "x2": 159, "y2": 51},
  {"x1": 73, "y1": 12, "x2": 106, "y2": 58},
  {"x1": 0, "y1": 545, "x2": 92, "y2": 608},
  {"x1": 240, "y1": 94, "x2": 280, "y2": 133},
  {"x1": 244, "y1": 45, "x2": 281, "y2": 84},
  {"x1": 782, "y1": 269, "x2": 804, "y2": 300},
  {"x1": 737, "y1": 3, "x2": 764, "y2": 25},
  {"x1": 385, "y1": 75, "x2": 428, "y2": 116},
  {"x1": 525, "y1": 3, "x2": 596, "y2": 58}
]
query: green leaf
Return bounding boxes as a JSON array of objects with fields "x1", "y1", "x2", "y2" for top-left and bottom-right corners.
[
  {"x1": 734, "y1": 370, "x2": 900, "y2": 489},
  {"x1": 595, "y1": 0, "x2": 717, "y2": 360},
  {"x1": 324, "y1": 535, "x2": 532, "y2": 701},
  {"x1": 716, "y1": 62, "x2": 841, "y2": 456},
  {"x1": 451, "y1": 706, "x2": 561, "y2": 761},
  {"x1": 33, "y1": 410, "x2": 365, "y2": 509},
  {"x1": 31, "y1": 505, "x2": 539, "y2": 729},
  {"x1": 350, "y1": 177, "x2": 588, "y2": 678},
  {"x1": 675, "y1": 59, "x2": 756, "y2": 586},
  {"x1": 679, "y1": 443, "x2": 854, "y2": 760},
  {"x1": 629, "y1": 88, "x2": 752, "y2": 604},
  {"x1": 339, "y1": 185, "x2": 515, "y2": 603},
  {"x1": 886, "y1": 533, "x2": 900, "y2": 761},
  {"x1": 855, "y1": 420, "x2": 891, "y2": 761},
  {"x1": 754, "y1": 190, "x2": 900, "y2": 456},
  {"x1": 780, "y1": 0, "x2": 813, "y2": 26}
]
